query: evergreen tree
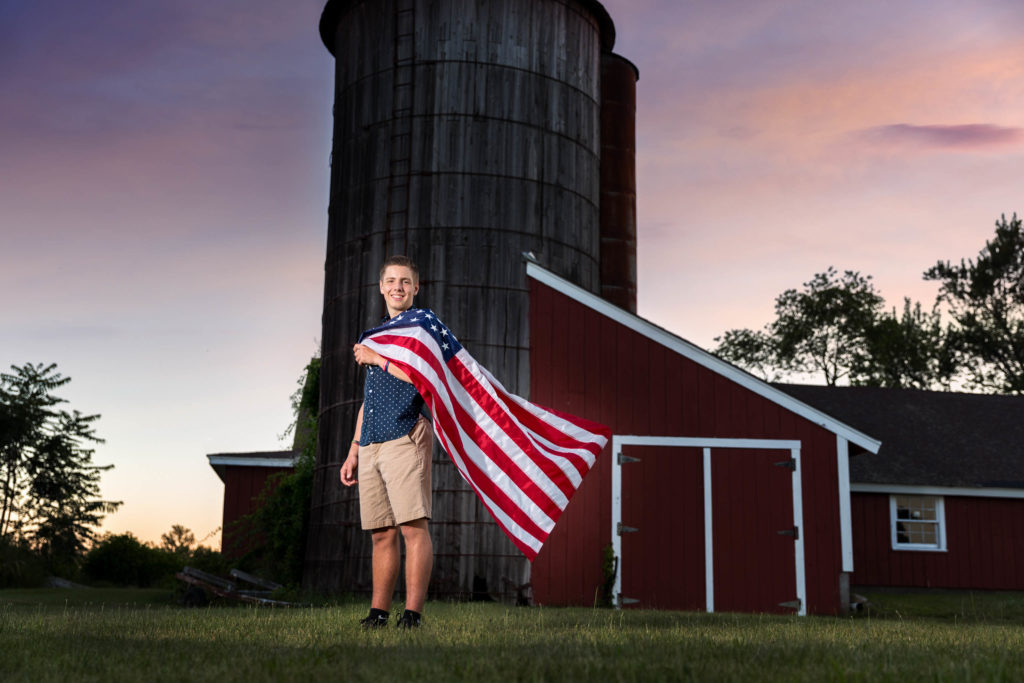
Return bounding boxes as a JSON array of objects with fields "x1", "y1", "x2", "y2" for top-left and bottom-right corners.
[{"x1": 0, "y1": 363, "x2": 121, "y2": 574}]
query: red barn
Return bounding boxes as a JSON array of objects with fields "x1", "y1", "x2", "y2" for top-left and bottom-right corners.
[
  {"x1": 207, "y1": 450, "x2": 296, "y2": 558},
  {"x1": 776, "y1": 385, "x2": 1024, "y2": 591},
  {"x1": 524, "y1": 261, "x2": 880, "y2": 615},
  {"x1": 210, "y1": 259, "x2": 1024, "y2": 612}
]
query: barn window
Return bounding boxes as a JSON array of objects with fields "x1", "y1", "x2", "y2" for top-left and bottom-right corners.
[{"x1": 890, "y1": 495, "x2": 946, "y2": 551}]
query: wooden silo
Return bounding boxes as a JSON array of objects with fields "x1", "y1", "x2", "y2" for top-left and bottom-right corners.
[{"x1": 306, "y1": 0, "x2": 623, "y2": 599}]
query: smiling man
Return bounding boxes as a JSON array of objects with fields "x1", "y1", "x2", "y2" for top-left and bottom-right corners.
[{"x1": 340, "y1": 255, "x2": 433, "y2": 629}]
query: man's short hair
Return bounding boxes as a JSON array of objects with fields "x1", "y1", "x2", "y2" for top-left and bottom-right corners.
[{"x1": 379, "y1": 255, "x2": 420, "y2": 283}]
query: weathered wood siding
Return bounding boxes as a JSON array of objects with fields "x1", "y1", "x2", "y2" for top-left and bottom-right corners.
[
  {"x1": 851, "y1": 492, "x2": 1024, "y2": 589},
  {"x1": 308, "y1": 0, "x2": 612, "y2": 599},
  {"x1": 529, "y1": 278, "x2": 849, "y2": 614}
]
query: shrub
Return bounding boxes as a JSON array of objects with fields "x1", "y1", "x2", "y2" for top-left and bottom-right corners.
[
  {"x1": 0, "y1": 536, "x2": 47, "y2": 588},
  {"x1": 81, "y1": 533, "x2": 178, "y2": 587}
]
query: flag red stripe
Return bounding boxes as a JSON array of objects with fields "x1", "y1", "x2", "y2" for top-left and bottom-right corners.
[
  {"x1": 362, "y1": 317, "x2": 610, "y2": 561},
  {"x1": 483, "y1": 380, "x2": 600, "y2": 477},
  {"x1": 479, "y1": 365, "x2": 607, "y2": 457},
  {"x1": 431, "y1": 427, "x2": 541, "y2": 560},
  {"x1": 371, "y1": 335, "x2": 558, "y2": 540},
  {"x1": 446, "y1": 354, "x2": 579, "y2": 502}
]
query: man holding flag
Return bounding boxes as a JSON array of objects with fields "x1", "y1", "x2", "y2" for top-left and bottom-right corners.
[
  {"x1": 340, "y1": 255, "x2": 433, "y2": 629},
  {"x1": 341, "y1": 255, "x2": 611, "y2": 629}
]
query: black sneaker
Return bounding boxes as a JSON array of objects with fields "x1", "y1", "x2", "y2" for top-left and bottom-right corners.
[
  {"x1": 360, "y1": 611, "x2": 389, "y2": 629},
  {"x1": 396, "y1": 610, "x2": 422, "y2": 629}
]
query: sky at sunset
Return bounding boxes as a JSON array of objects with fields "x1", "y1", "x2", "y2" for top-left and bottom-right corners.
[{"x1": 3, "y1": 0, "x2": 1022, "y2": 546}]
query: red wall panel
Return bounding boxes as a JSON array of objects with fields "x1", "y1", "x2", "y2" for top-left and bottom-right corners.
[
  {"x1": 221, "y1": 466, "x2": 291, "y2": 558},
  {"x1": 851, "y1": 493, "x2": 1024, "y2": 589},
  {"x1": 529, "y1": 280, "x2": 846, "y2": 613}
]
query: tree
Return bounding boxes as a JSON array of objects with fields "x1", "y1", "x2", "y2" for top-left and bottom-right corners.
[
  {"x1": 771, "y1": 268, "x2": 884, "y2": 385},
  {"x1": 160, "y1": 524, "x2": 196, "y2": 557},
  {"x1": 713, "y1": 328, "x2": 785, "y2": 382},
  {"x1": 716, "y1": 268, "x2": 884, "y2": 385},
  {"x1": 924, "y1": 213, "x2": 1024, "y2": 393},
  {"x1": 0, "y1": 363, "x2": 121, "y2": 572},
  {"x1": 714, "y1": 269, "x2": 950, "y2": 388},
  {"x1": 853, "y1": 299, "x2": 955, "y2": 389}
]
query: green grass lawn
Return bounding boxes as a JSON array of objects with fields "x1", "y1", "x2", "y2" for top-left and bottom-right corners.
[{"x1": 2, "y1": 588, "x2": 1024, "y2": 682}]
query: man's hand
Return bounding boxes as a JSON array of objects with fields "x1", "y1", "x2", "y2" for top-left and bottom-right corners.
[
  {"x1": 353, "y1": 343, "x2": 383, "y2": 368},
  {"x1": 340, "y1": 453, "x2": 358, "y2": 486}
]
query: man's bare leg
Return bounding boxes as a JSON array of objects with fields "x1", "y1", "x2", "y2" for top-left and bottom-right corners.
[
  {"x1": 370, "y1": 526, "x2": 400, "y2": 611},
  {"x1": 399, "y1": 519, "x2": 433, "y2": 612}
]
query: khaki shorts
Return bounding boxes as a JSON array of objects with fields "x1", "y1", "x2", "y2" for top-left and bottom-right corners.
[{"x1": 358, "y1": 416, "x2": 433, "y2": 529}]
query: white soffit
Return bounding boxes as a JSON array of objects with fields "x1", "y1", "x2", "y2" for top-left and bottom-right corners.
[
  {"x1": 852, "y1": 483, "x2": 1024, "y2": 500},
  {"x1": 526, "y1": 261, "x2": 881, "y2": 454}
]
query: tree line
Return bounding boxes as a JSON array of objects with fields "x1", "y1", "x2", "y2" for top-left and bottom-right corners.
[
  {"x1": 714, "y1": 214, "x2": 1024, "y2": 393},
  {"x1": 0, "y1": 362, "x2": 229, "y2": 587},
  {"x1": 1, "y1": 352, "x2": 318, "y2": 590}
]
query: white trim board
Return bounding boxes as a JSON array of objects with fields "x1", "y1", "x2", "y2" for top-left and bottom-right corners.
[
  {"x1": 612, "y1": 435, "x2": 806, "y2": 617},
  {"x1": 836, "y1": 437, "x2": 854, "y2": 573},
  {"x1": 207, "y1": 455, "x2": 297, "y2": 469},
  {"x1": 526, "y1": 261, "x2": 881, "y2": 454},
  {"x1": 851, "y1": 483, "x2": 1024, "y2": 500}
]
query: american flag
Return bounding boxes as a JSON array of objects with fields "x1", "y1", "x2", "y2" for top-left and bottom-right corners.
[{"x1": 358, "y1": 308, "x2": 610, "y2": 560}]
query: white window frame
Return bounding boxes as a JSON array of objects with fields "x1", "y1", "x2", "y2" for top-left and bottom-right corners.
[{"x1": 889, "y1": 494, "x2": 947, "y2": 551}]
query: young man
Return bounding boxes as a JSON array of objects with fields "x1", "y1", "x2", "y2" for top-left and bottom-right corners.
[{"x1": 339, "y1": 255, "x2": 433, "y2": 629}]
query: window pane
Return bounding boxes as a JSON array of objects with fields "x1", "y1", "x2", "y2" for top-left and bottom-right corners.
[
  {"x1": 894, "y1": 495, "x2": 937, "y2": 521},
  {"x1": 897, "y1": 521, "x2": 937, "y2": 545}
]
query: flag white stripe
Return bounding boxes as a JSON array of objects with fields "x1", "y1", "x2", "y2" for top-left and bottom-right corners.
[
  {"x1": 450, "y1": 349, "x2": 587, "y2": 489},
  {"x1": 432, "y1": 427, "x2": 544, "y2": 555},
  {"x1": 366, "y1": 331, "x2": 574, "y2": 506},
  {"x1": 360, "y1": 312, "x2": 609, "y2": 559},
  {"x1": 363, "y1": 335, "x2": 560, "y2": 530},
  {"x1": 480, "y1": 363, "x2": 608, "y2": 447}
]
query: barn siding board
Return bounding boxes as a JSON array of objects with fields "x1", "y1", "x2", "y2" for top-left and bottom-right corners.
[
  {"x1": 220, "y1": 466, "x2": 291, "y2": 557},
  {"x1": 852, "y1": 494, "x2": 1024, "y2": 590},
  {"x1": 805, "y1": 430, "x2": 840, "y2": 613},
  {"x1": 621, "y1": 446, "x2": 704, "y2": 610},
  {"x1": 528, "y1": 279, "x2": 849, "y2": 613}
]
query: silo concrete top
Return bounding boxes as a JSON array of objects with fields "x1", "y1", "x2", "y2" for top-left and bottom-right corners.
[{"x1": 318, "y1": 0, "x2": 617, "y2": 54}]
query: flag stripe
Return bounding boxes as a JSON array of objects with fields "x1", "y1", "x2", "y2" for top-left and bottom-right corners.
[
  {"x1": 446, "y1": 354, "x2": 581, "y2": 500},
  {"x1": 359, "y1": 310, "x2": 610, "y2": 561},
  {"x1": 365, "y1": 334, "x2": 561, "y2": 535},
  {"x1": 431, "y1": 427, "x2": 544, "y2": 557},
  {"x1": 477, "y1": 362, "x2": 606, "y2": 458},
  {"x1": 370, "y1": 331, "x2": 576, "y2": 505}
]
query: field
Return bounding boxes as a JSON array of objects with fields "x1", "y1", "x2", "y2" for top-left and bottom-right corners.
[{"x1": 3, "y1": 588, "x2": 1024, "y2": 682}]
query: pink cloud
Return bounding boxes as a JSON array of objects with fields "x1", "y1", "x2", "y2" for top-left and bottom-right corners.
[{"x1": 859, "y1": 123, "x2": 1024, "y2": 149}]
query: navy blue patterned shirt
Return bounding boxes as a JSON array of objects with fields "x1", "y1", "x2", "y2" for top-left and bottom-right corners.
[{"x1": 358, "y1": 326, "x2": 425, "y2": 446}]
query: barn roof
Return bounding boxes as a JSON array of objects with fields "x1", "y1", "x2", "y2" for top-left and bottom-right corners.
[
  {"x1": 774, "y1": 384, "x2": 1024, "y2": 490},
  {"x1": 525, "y1": 260, "x2": 881, "y2": 454},
  {"x1": 206, "y1": 450, "x2": 297, "y2": 483}
]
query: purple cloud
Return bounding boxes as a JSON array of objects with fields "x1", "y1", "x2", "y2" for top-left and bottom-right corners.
[{"x1": 860, "y1": 123, "x2": 1024, "y2": 149}]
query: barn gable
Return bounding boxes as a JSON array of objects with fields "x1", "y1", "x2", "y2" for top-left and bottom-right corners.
[{"x1": 525, "y1": 260, "x2": 880, "y2": 615}]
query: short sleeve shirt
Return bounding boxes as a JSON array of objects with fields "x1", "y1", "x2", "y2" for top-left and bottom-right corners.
[{"x1": 359, "y1": 348, "x2": 424, "y2": 446}]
